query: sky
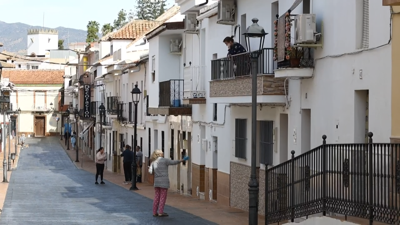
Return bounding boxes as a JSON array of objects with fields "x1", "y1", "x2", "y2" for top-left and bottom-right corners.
[{"x1": 0, "y1": 0, "x2": 176, "y2": 30}]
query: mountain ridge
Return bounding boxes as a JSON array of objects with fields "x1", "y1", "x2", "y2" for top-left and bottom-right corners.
[{"x1": 0, "y1": 21, "x2": 87, "y2": 54}]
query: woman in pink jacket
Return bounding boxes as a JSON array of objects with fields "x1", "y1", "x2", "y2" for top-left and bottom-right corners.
[{"x1": 95, "y1": 147, "x2": 107, "y2": 184}]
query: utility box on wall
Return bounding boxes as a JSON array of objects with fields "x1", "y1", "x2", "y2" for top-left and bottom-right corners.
[{"x1": 294, "y1": 14, "x2": 317, "y2": 44}]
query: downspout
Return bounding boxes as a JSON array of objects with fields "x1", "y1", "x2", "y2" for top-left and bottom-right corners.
[
  {"x1": 233, "y1": 25, "x2": 241, "y2": 44},
  {"x1": 197, "y1": 0, "x2": 208, "y2": 7}
]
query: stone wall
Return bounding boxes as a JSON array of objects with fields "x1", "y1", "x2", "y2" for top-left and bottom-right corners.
[
  {"x1": 210, "y1": 75, "x2": 286, "y2": 97},
  {"x1": 230, "y1": 162, "x2": 265, "y2": 215}
]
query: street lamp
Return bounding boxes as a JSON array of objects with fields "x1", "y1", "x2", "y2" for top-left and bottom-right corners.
[
  {"x1": 65, "y1": 108, "x2": 70, "y2": 150},
  {"x1": 73, "y1": 108, "x2": 79, "y2": 162},
  {"x1": 130, "y1": 84, "x2": 141, "y2": 191},
  {"x1": 243, "y1": 18, "x2": 267, "y2": 225},
  {"x1": 99, "y1": 103, "x2": 105, "y2": 149}
]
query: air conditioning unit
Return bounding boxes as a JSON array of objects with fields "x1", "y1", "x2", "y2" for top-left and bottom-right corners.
[
  {"x1": 217, "y1": 0, "x2": 236, "y2": 25},
  {"x1": 294, "y1": 14, "x2": 317, "y2": 44},
  {"x1": 201, "y1": 139, "x2": 208, "y2": 151},
  {"x1": 185, "y1": 13, "x2": 198, "y2": 32},
  {"x1": 170, "y1": 39, "x2": 183, "y2": 54}
]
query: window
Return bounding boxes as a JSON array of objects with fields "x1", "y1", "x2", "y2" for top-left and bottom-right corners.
[
  {"x1": 148, "y1": 128, "x2": 151, "y2": 159},
  {"x1": 110, "y1": 45, "x2": 114, "y2": 55},
  {"x1": 151, "y1": 56, "x2": 156, "y2": 82},
  {"x1": 161, "y1": 131, "x2": 165, "y2": 153},
  {"x1": 235, "y1": 119, "x2": 247, "y2": 159},
  {"x1": 94, "y1": 70, "x2": 97, "y2": 79},
  {"x1": 213, "y1": 103, "x2": 218, "y2": 121},
  {"x1": 259, "y1": 121, "x2": 274, "y2": 166},
  {"x1": 170, "y1": 129, "x2": 174, "y2": 160},
  {"x1": 129, "y1": 102, "x2": 132, "y2": 122},
  {"x1": 18, "y1": 64, "x2": 21, "y2": 68}
]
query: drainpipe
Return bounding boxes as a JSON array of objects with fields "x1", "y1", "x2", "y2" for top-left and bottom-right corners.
[
  {"x1": 233, "y1": 25, "x2": 241, "y2": 44},
  {"x1": 197, "y1": 0, "x2": 208, "y2": 7}
]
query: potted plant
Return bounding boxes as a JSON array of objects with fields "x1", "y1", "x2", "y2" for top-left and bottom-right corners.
[{"x1": 288, "y1": 46, "x2": 303, "y2": 67}]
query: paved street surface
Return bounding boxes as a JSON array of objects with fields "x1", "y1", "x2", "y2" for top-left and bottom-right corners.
[{"x1": 0, "y1": 137, "x2": 216, "y2": 225}]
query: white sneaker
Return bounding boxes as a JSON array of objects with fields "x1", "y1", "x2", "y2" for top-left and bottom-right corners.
[{"x1": 123, "y1": 181, "x2": 128, "y2": 185}]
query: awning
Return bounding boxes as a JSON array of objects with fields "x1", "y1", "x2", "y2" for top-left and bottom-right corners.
[
  {"x1": 94, "y1": 73, "x2": 110, "y2": 81},
  {"x1": 79, "y1": 121, "x2": 94, "y2": 139}
]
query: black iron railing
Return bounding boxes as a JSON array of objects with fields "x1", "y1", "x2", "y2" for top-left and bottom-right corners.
[
  {"x1": 159, "y1": 79, "x2": 184, "y2": 107},
  {"x1": 265, "y1": 132, "x2": 400, "y2": 225},
  {"x1": 107, "y1": 96, "x2": 119, "y2": 114},
  {"x1": 117, "y1": 102, "x2": 126, "y2": 121},
  {"x1": 277, "y1": 47, "x2": 315, "y2": 69},
  {"x1": 211, "y1": 48, "x2": 275, "y2": 80},
  {"x1": 90, "y1": 101, "x2": 97, "y2": 117}
]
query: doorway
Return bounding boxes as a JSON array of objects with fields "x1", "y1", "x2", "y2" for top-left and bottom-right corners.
[
  {"x1": 301, "y1": 109, "x2": 311, "y2": 153},
  {"x1": 279, "y1": 114, "x2": 288, "y2": 163},
  {"x1": 34, "y1": 116, "x2": 45, "y2": 137}
]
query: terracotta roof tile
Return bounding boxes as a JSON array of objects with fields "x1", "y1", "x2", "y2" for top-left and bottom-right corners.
[
  {"x1": 103, "y1": 20, "x2": 163, "y2": 41},
  {"x1": 0, "y1": 61, "x2": 15, "y2": 68},
  {"x1": 2, "y1": 69, "x2": 64, "y2": 84}
]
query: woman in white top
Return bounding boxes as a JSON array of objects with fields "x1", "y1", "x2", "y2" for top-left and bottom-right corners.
[
  {"x1": 95, "y1": 147, "x2": 107, "y2": 184},
  {"x1": 149, "y1": 149, "x2": 189, "y2": 217}
]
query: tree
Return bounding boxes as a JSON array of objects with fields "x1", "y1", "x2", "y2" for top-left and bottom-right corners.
[
  {"x1": 58, "y1": 40, "x2": 64, "y2": 50},
  {"x1": 86, "y1": 21, "x2": 100, "y2": 43},
  {"x1": 134, "y1": 0, "x2": 167, "y2": 21},
  {"x1": 113, "y1": 9, "x2": 128, "y2": 30},
  {"x1": 102, "y1": 23, "x2": 114, "y2": 36}
]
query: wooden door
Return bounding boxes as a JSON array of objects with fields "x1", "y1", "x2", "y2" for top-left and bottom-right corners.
[{"x1": 35, "y1": 117, "x2": 45, "y2": 137}]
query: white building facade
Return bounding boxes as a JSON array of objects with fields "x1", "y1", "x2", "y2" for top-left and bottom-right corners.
[{"x1": 176, "y1": 0, "x2": 392, "y2": 215}]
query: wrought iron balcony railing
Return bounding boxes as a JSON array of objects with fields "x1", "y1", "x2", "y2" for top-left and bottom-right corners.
[
  {"x1": 107, "y1": 96, "x2": 119, "y2": 115},
  {"x1": 117, "y1": 102, "x2": 126, "y2": 121},
  {"x1": 159, "y1": 79, "x2": 185, "y2": 107},
  {"x1": 211, "y1": 48, "x2": 275, "y2": 81}
]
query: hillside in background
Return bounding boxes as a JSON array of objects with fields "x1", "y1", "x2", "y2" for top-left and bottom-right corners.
[{"x1": 0, "y1": 21, "x2": 87, "y2": 54}]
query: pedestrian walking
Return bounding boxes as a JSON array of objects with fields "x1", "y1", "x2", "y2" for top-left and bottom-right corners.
[
  {"x1": 121, "y1": 145, "x2": 133, "y2": 184},
  {"x1": 95, "y1": 147, "x2": 107, "y2": 185},
  {"x1": 71, "y1": 132, "x2": 76, "y2": 149},
  {"x1": 148, "y1": 149, "x2": 189, "y2": 217},
  {"x1": 136, "y1": 146, "x2": 143, "y2": 183}
]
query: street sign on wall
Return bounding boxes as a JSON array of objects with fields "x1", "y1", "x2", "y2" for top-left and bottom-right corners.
[{"x1": 84, "y1": 85, "x2": 91, "y2": 118}]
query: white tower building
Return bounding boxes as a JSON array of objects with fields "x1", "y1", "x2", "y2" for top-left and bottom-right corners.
[{"x1": 27, "y1": 29, "x2": 58, "y2": 57}]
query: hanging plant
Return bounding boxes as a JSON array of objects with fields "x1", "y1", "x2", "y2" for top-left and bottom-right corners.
[
  {"x1": 284, "y1": 11, "x2": 292, "y2": 60},
  {"x1": 273, "y1": 19, "x2": 278, "y2": 61}
]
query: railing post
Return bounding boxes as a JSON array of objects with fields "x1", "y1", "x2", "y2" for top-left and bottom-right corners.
[
  {"x1": 291, "y1": 150, "x2": 296, "y2": 222},
  {"x1": 265, "y1": 166, "x2": 269, "y2": 225},
  {"x1": 368, "y1": 132, "x2": 374, "y2": 225},
  {"x1": 322, "y1": 135, "x2": 327, "y2": 216}
]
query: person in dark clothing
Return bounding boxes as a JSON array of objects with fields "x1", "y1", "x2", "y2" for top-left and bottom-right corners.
[
  {"x1": 121, "y1": 145, "x2": 133, "y2": 184},
  {"x1": 223, "y1": 36, "x2": 248, "y2": 76},
  {"x1": 223, "y1": 36, "x2": 247, "y2": 56}
]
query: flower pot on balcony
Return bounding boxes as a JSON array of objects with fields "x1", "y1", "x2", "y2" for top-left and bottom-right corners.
[
  {"x1": 290, "y1": 58, "x2": 301, "y2": 67},
  {"x1": 173, "y1": 99, "x2": 181, "y2": 107}
]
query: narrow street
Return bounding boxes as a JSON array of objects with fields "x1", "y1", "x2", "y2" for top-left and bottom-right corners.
[{"x1": 0, "y1": 137, "x2": 216, "y2": 225}]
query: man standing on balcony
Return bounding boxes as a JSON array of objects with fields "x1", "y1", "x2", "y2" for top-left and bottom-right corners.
[
  {"x1": 223, "y1": 36, "x2": 247, "y2": 76},
  {"x1": 223, "y1": 36, "x2": 247, "y2": 56}
]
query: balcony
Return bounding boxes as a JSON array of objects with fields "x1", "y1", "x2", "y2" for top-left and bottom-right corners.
[
  {"x1": 274, "y1": 47, "x2": 314, "y2": 78},
  {"x1": 383, "y1": 0, "x2": 400, "y2": 5},
  {"x1": 117, "y1": 102, "x2": 126, "y2": 122},
  {"x1": 183, "y1": 66, "x2": 206, "y2": 105},
  {"x1": 90, "y1": 101, "x2": 97, "y2": 117},
  {"x1": 210, "y1": 48, "x2": 287, "y2": 104},
  {"x1": 107, "y1": 96, "x2": 119, "y2": 117},
  {"x1": 148, "y1": 79, "x2": 192, "y2": 116}
]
